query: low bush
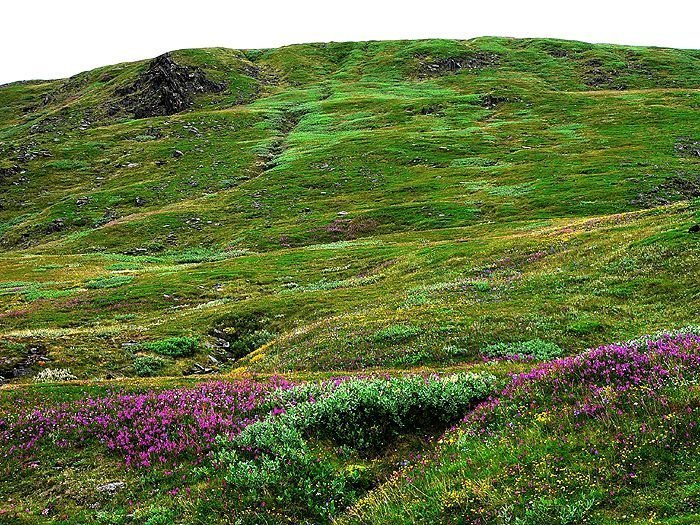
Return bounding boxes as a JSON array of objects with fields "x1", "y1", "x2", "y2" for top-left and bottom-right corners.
[
  {"x1": 206, "y1": 373, "x2": 496, "y2": 522},
  {"x1": 443, "y1": 344, "x2": 471, "y2": 357},
  {"x1": 393, "y1": 348, "x2": 431, "y2": 366},
  {"x1": 372, "y1": 324, "x2": 421, "y2": 344},
  {"x1": 210, "y1": 312, "x2": 274, "y2": 358},
  {"x1": 141, "y1": 336, "x2": 199, "y2": 357},
  {"x1": 167, "y1": 248, "x2": 228, "y2": 264},
  {"x1": 292, "y1": 373, "x2": 497, "y2": 451},
  {"x1": 481, "y1": 338, "x2": 563, "y2": 360},
  {"x1": 133, "y1": 355, "x2": 165, "y2": 377},
  {"x1": 231, "y1": 329, "x2": 274, "y2": 357},
  {"x1": 210, "y1": 424, "x2": 353, "y2": 522}
]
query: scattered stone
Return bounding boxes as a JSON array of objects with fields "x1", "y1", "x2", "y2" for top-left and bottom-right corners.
[
  {"x1": 16, "y1": 147, "x2": 52, "y2": 163},
  {"x1": 481, "y1": 94, "x2": 511, "y2": 109},
  {"x1": 93, "y1": 208, "x2": 119, "y2": 227},
  {"x1": 173, "y1": 149, "x2": 184, "y2": 158},
  {"x1": 134, "y1": 196, "x2": 146, "y2": 207},
  {"x1": 184, "y1": 362, "x2": 214, "y2": 375},
  {"x1": 674, "y1": 137, "x2": 700, "y2": 158},
  {"x1": 46, "y1": 218, "x2": 65, "y2": 233},
  {"x1": 323, "y1": 217, "x2": 378, "y2": 240},
  {"x1": 76, "y1": 196, "x2": 90, "y2": 207},
  {"x1": 631, "y1": 173, "x2": 700, "y2": 207},
  {"x1": 96, "y1": 481, "x2": 125, "y2": 495},
  {"x1": 0, "y1": 165, "x2": 23, "y2": 178},
  {"x1": 582, "y1": 58, "x2": 624, "y2": 89},
  {"x1": 0, "y1": 346, "x2": 50, "y2": 381},
  {"x1": 546, "y1": 46, "x2": 570, "y2": 59}
]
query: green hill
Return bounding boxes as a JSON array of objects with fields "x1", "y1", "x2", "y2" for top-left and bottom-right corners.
[
  {"x1": 1, "y1": 37, "x2": 699, "y2": 523},
  {"x1": 1, "y1": 37, "x2": 699, "y2": 379}
]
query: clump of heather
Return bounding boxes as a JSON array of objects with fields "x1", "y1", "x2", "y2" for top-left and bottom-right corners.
[
  {"x1": 467, "y1": 332, "x2": 700, "y2": 433},
  {"x1": 1, "y1": 378, "x2": 294, "y2": 467}
]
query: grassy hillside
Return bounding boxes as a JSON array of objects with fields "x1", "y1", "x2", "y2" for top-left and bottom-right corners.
[
  {"x1": 1, "y1": 37, "x2": 699, "y2": 380},
  {"x1": 0, "y1": 37, "x2": 699, "y2": 523}
]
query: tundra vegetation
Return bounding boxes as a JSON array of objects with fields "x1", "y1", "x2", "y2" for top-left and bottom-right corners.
[{"x1": 0, "y1": 37, "x2": 699, "y2": 523}]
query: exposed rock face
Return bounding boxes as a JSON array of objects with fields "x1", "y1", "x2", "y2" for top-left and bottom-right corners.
[
  {"x1": 0, "y1": 345, "x2": 49, "y2": 382},
  {"x1": 417, "y1": 52, "x2": 500, "y2": 77},
  {"x1": 110, "y1": 53, "x2": 226, "y2": 119},
  {"x1": 96, "y1": 481, "x2": 125, "y2": 495},
  {"x1": 582, "y1": 58, "x2": 624, "y2": 89}
]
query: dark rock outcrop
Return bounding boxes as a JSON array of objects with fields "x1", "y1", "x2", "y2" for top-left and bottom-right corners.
[
  {"x1": 417, "y1": 52, "x2": 500, "y2": 77},
  {"x1": 675, "y1": 137, "x2": 700, "y2": 158},
  {"x1": 481, "y1": 93, "x2": 511, "y2": 109},
  {"x1": 110, "y1": 53, "x2": 226, "y2": 119},
  {"x1": 0, "y1": 345, "x2": 49, "y2": 382},
  {"x1": 582, "y1": 58, "x2": 624, "y2": 89},
  {"x1": 631, "y1": 173, "x2": 700, "y2": 207}
]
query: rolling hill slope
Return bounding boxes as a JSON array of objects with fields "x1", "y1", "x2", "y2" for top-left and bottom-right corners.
[{"x1": 1, "y1": 37, "x2": 699, "y2": 380}]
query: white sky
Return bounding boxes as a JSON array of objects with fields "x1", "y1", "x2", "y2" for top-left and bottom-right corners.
[{"x1": 2, "y1": 0, "x2": 699, "y2": 85}]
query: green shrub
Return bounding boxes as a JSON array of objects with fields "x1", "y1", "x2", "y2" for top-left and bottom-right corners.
[
  {"x1": 168, "y1": 248, "x2": 228, "y2": 264},
  {"x1": 143, "y1": 507, "x2": 177, "y2": 525},
  {"x1": 372, "y1": 324, "x2": 421, "y2": 344},
  {"x1": 23, "y1": 288, "x2": 74, "y2": 301},
  {"x1": 142, "y1": 336, "x2": 199, "y2": 357},
  {"x1": 393, "y1": 348, "x2": 431, "y2": 366},
  {"x1": 567, "y1": 319, "x2": 604, "y2": 335},
  {"x1": 133, "y1": 355, "x2": 165, "y2": 377},
  {"x1": 210, "y1": 425, "x2": 353, "y2": 522},
  {"x1": 482, "y1": 338, "x2": 563, "y2": 360},
  {"x1": 87, "y1": 275, "x2": 134, "y2": 289},
  {"x1": 231, "y1": 329, "x2": 274, "y2": 357},
  {"x1": 205, "y1": 373, "x2": 496, "y2": 522},
  {"x1": 291, "y1": 373, "x2": 496, "y2": 451},
  {"x1": 472, "y1": 280, "x2": 490, "y2": 292}
]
